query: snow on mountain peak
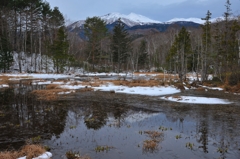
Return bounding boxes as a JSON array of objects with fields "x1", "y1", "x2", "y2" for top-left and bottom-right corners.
[
  {"x1": 100, "y1": 12, "x2": 162, "y2": 27},
  {"x1": 167, "y1": 17, "x2": 223, "y2": 24}
]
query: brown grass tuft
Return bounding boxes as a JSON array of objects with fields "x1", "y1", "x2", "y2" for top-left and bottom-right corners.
[
  {"x1": 65, "y1": 150, "x2": 91, "y2": 159},
  {"x1": 144, "y1": 131, "x2": 164, "y2": 141},
  {"x1": 174, "y1": 83, "x2": 185, "y2": 90},
  {"x1": 0, "y1": 151, "x2": 18, "y2": 159},
  {"x1": 0, "y1": 76, "x2": 11, "y2": 85},
  {"x1": 0, "y1": 144, "x2": 46, "y2": 159},
  {"x1": 171, "y1": 96, "x2": 183, "y2": 101},
  {"x1": 46, "y1": 84, "x2": 60, "y2": 89},
  {"x1": 196, "y1": 87, "x2": 205, "y2": 91},
  {"x1": 111, "y1": 79, "x2": 160, "y2": 87},
  {"x1": 18, "y1": 144, "x2": 46, "y2": 159},
  {"x1": 142, "y1": 130, "x2": 164, "y2": 152},
  {"x1": 143, "y1": 140, "x2": 158, "y2": 151},
  {"x1": 32, "y1": 88, "x2": 70, "y2": 101},
  {"x1": 79, "y1": 87, "x2": 94, "y2": 92}
]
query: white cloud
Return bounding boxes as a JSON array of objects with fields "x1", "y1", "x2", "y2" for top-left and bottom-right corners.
[{"x1": 46, "y1": 0, "x2": 240, "y2": 22}]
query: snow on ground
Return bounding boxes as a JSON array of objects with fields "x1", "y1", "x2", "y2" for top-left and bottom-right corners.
[
  {"x1": 0, "y1": 84, "x2": 9, "y2": 88},
  {"x1": 160, "y1": 96, "x2": 232, "y2": 104},
  {"x1": 60, "y1": 85, "x2": 86, "y2": 90},
  {"x1": 17, "y1": 152, "x2": 52, "y2": 159},
  {"x1": 201, "y1": 85, "x2": 224, "y2": 91},
  {"x1": 1, "y1": 73, "x2": 234, "y2": 104},
  {"x1": 93, "y1": 83, "x2": 181, "y2": 96},
  {"x1": 3, "y1": 73, "x2": 72, "y2": 79}
]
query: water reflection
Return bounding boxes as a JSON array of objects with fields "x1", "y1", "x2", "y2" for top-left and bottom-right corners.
[
  {"x1": 0, "y1": 85, "x2": 68, "y2": 150},
  {"x1": 0, "y1": 83, "x2": 240, "y2": 159}
]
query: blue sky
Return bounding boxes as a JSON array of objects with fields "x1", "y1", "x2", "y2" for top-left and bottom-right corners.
[{"x1": 46, "y1": 0, "x2": 240, "y2": 22}]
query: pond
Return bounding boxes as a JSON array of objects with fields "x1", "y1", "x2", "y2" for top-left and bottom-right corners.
[{"x1": 0, "y1": 82, "x2": 240, "y2": 159}]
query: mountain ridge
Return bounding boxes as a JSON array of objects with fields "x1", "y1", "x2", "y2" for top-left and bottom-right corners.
[
  {"x1": 68, "y1": 12, "x2": 215, "y2": 30},
  {"x1": 67, "y1": 12, "x2": 203, "y2": 39}
]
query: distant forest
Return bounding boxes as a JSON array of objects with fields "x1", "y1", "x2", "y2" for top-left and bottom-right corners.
[{"x1": 0, "y1": 0, "x2": 239, "y2": 85}]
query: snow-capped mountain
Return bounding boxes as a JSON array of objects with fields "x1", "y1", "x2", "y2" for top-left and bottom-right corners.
[
  {"x1": 68, "y1": 13, "x2": 203, "y2": 39},
  {"x1": 68, "y1": 12, "x2": 162, "y2": 30},
  {"x1": 100, "y1": 12, "x2": 162, "y2": 27}
]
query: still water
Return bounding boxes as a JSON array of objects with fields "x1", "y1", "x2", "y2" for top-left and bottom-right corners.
[{"x1": 0, "y1": 82, "x2": 240, "y2": 159}]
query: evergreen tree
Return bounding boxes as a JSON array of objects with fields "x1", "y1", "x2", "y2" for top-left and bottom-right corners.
[
  {"x1": 167, "y1": 27, "x2": 192, "y2": 82},
  {"x1": 138, "y1": 40, "x2": 149, "y2": 71},
  {"x1": 84, "y1": 17, "x2": 107, "y2": 71},
  {"x1": 51, "y1": 27, "x2": 70, "y2": 73},
  {"x1": 220, "y1": 0, "x2": 240, "y2": 83},
  {"x1": 201, "y1": 10, "x2": 212, "y2": 81},
  {"x1": 0, "y1": 31, "x2": 13, "y2": 72},
  {"x1": 111, "y1": 19, "x2": 131, "y2": 73},
  {"x1": 212, "y1": 19, "x2": 224, "y2": 80}
]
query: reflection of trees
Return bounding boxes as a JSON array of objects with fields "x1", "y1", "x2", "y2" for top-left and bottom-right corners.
[
  {"x1": 112, "y1": 103, "x2": 128, "y2": 128},
  {"x1": 83, "y1": 101, "x2": 129, "y2": 130},
  {"x1": 84, "y1": 101, "x2": 108, "y2": 130},
  {"x1": 196, "y1": 118, "x2": 209, "y2": 153},
  {"x1": 0, "y1": 86, "x2": 68, "y2": 150},
  {"x1": 164, "y1": 101, "x2": 240, "y2": 157},
  {"x1": 78, "y1": 92, "x2": 130, "y2": 130}
]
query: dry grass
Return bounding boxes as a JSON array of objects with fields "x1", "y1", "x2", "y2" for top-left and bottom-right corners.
[
  {"x1": 196, "y1": 87, "x2": 205, "y2": 91},
  {"x1": 143, "y1": 140, "x2": 158, "y2": 151},
  {"x1": 171, "y1": 96, "x2": 183, "y2": 101},
  {"x1": 18, "y1": 144, "x2": 46, "y2": 159},
  {"x1": 46, "y1": 84, "x2": 60, "y2": 89},
  {"x1": 32, "y1": 84, "x2": 70, "y2": 101},
  {"x1": 155, "y1": 74, "x2": 179, "y2": 81},
  {"x1": 142, "y1": 130, "x2": 164, "y2": 151},
  {"x1": 66, "y1": 151, "x2": 91, "y2": 159},
  {"x1": 0, "y1": 151, "x2": 18, "y2": 159},
  {"x1": 111, "y1": 79, "x2": 160, "y2": 87},
  {"x1": 144, "y1": 131, "x2": 164, "y2": 141},
  {"x1": 134, "y1": 72, "x2": 179, "y2": 80},
  {"x1": 0, "y1": 144, "x2": 46, "y2": 159},
  {"x1": 0, "y1": 76, "x2": 10, "y2": 85},
  {"x1": 232, "y1": 83, "x2": 240, "y2": 93},
  {"x1": 79, "y1": 87, "x2": 94, "y2": 92},
  {"x1": 174, "y1": 83, "x2": 185, "y2": 90},
  {"x1": 82, "y1": 80, "x2": 104, "y2": 87},
  {"x1": 0, "y1": 75, "x2": 32, "y2": 85},
  {"x1": 224, "y1": 83, "x2": 240, "y2": 93}
]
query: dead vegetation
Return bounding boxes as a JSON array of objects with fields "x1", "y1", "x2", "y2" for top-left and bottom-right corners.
[
  {"x1": 0, "y1": 75, "x2": 32, "y2": 85},
  {"x1": 173, "y1": 83, "x2": 185, "y2": 90},
  {"x1": 0, "y1": 144, "x2": 46, "y2": 159},
  {"x1": 142, "y1": 131, "x2": 164, "y2": 152},
  {"x1": 79, "y1": 87, "x2": 94, "y2": 92},
  {"x1": 143, "y1": 140, "x2": 158, "y2": 151},
  {"x1": 111, "y1": 79, "x2": 161, "y2": 87},
  {"x1": 65, "y1": 150, "x2": 91, "y2": 159},
  {"x1": 32, "y1": 84, "x2": 70, "y2": 101},
  {"x1": 144, "y1": 131, "x2": 164, "y2": 142},
  {"x1": 0, "y1": 76, "x2": 10, "y2": 85}
]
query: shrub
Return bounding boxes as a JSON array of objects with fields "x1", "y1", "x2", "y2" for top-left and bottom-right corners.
[
  {"x1": 228, "y1": 73, "x2": 240, "y2": 86},
  {"x1": 212, "y1": 77, "x2": 221, "y2": 82}
]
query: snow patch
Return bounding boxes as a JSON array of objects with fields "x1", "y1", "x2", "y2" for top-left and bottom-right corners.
[
  {"x1": 93, "y1": 83, "x2": 181, "y2": 96},
  {"x1": 161, "y1": 96, "x2": 232, "y2": 104}
]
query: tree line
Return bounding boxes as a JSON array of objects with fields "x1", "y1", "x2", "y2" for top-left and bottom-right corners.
[
  {"x1": 81, "y1": 0, "x2": 240, "y2": 85},
  {"x1": 0, "y1": 0, "x2": 240, "y2": 85},
  {"x1": 0, "y1": 0, "x2": 73, "y2": 73}
]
